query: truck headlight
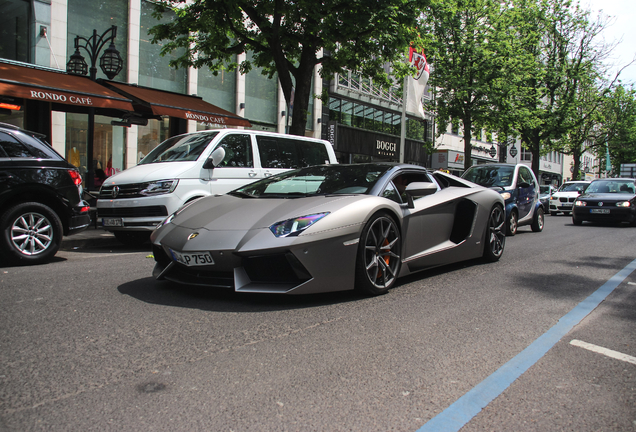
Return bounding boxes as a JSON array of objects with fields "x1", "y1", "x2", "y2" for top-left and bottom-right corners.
[{"x1": 140, "y1": 179, "x2": 179, "y2": 196}]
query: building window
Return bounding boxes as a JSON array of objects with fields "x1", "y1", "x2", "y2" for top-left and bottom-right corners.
[
  {"x1": 1, "y1": 0, "x2": 30, "y2": 63},
  {"x1": 68, "y1": 0, "x2": 128, "y2": 81},
  {"x1": 139, "y1": 0, "x2": 186, "y2": 91},
  {"x1": 243, "y1": 52, "x2": 277, "y2": 125},
  {"x1": 197, "y1": 61, "x2": 237, "y2": 114},
  {"x1": 521, "y1": 147, "x2": 532, "y2": 162}
]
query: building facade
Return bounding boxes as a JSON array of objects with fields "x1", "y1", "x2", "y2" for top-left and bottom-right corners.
[{"x1": 0, "y1": 0, "x2": 322, "y2": 190}]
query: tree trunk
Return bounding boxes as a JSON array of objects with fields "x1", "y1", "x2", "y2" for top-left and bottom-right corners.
[{"x1": 463, "y1": 117, "x2": 473, "y2": 171}]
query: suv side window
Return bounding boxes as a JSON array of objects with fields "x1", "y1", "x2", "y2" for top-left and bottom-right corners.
[
  {"x1": 0, "y1": 132, "x2": 32, "y2": 158},
  {"x1": 217, "y1": 134, "x2": 253, "y2": 168},
  {"x1": 297, "y1": 140, "x2": 329, "y2": 166}
]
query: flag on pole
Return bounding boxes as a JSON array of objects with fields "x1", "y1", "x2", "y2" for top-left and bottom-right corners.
[{"x1": 406, "y1": 47, "x2": 429, "y2": 120}]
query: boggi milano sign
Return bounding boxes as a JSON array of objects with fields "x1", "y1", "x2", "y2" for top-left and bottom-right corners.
[{"x1": 376, "y1": 139, "x2": 398, "y2": 158}]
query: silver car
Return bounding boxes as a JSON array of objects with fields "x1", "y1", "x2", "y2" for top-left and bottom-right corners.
[{"x1": 151, "y1": 163, "x2": 506, "y2": 295}]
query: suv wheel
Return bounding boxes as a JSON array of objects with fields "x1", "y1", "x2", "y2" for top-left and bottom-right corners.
[{"x1": 0, "y1": 202, "x2": 63, "y2": 264}]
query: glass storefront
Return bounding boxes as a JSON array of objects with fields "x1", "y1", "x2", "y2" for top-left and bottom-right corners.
[
  {"x1": 198, "y1": 62, "x2": 237, "y2": 114},
  {"x1": 139, "y1": 0, "x2": 186, "y2": 92},
  {"x1": 137, "y1": 118, "x2": 170, "y2": 162},
  {"x1": 66, "y1": 113, "x2": 127, "y2": 189},
  {"x1": 67, "y1": 0, "x2": 128, "y2": 82}
]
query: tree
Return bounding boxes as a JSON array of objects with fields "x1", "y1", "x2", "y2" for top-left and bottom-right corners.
[
  {"x1": 148, "y1": 0, "x2": 426, "y2": 136},
  {"x1": 508, "y1": 0, "x2": 605, "y2": 180},
  {"x1": 604, "y1": 85, "x2": 636, "y2": 172},
  {"x1": 424, "y1": 0, "x2": 508, "y2": 170}
]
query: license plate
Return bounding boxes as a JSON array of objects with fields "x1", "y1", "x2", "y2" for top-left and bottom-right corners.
[
  {"x1": 562, "y1": 203, "x2": 573, "y2": 208},
  {"x1": 590, "y1": 209, "x2": 610, "y2": 214},
  {"x1": 170, "y1": 249, "x2": 215, "y2": 266},
  {"x1": 103, "y1": 217, "x2": 123, "y2": 227}
]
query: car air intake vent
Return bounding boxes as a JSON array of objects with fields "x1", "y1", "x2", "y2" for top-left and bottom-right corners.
[{"x1": 100, "y1": 183, "x2": 146, "y2": 198}]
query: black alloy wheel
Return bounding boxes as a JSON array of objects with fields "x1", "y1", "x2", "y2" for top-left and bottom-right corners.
[
  {"x1": 483, "y1": 204, "x2": 506, "y2": 262},
  {"x1": 0, "y1": 202, "x2": 63, "y2": 264},
  {"x1": 531, "y1": 207, "x2": 544, "y2": 232},
  {"x1": 355, "y1": 213, "x2": 401, "y2": 295}
]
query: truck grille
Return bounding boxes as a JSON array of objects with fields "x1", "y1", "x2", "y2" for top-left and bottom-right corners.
[{"x1": 100, "y1": 184, "x2": 146, "y2": 199}]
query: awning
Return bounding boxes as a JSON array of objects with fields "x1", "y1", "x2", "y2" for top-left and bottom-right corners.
[
  {"x1": 0, "y1": 62, "x2": 134, "y2": 112},
  {"x1": 105, "y1": 81, "x2": 251, "y2": 128}
]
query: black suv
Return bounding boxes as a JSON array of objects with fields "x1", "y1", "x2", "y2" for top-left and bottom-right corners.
[{"x1": 0, "y1": 123, "x2": 90, "y2": 264}]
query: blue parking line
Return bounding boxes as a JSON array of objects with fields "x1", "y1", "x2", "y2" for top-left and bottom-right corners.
[{"x1": 416, "y1": 257, "x2": 636, "y2": 432}]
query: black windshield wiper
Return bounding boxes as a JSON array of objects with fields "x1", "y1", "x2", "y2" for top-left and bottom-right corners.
[{"x1": 228, "y1": 191, "x2": 256, "y2": 198}]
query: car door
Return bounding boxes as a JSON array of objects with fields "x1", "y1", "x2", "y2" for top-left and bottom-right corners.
[
  {"x1": 380, "y1": 172, "x2": 459, "y2": 271},
  {"x1": 207, "y1": 133, "x2": 262, "y2": 193},
  {"x1": 516, "y1": 165, "x2": 536, "y2": 219}
]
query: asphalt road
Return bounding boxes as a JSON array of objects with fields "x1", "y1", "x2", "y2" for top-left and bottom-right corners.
[{"x1": 1, "y1": 215, "x2": 635, "y2": 431}]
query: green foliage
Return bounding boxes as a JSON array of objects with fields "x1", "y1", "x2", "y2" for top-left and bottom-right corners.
[{"x1": 148, "y1": 0, "x2": 427, "y2": 135}]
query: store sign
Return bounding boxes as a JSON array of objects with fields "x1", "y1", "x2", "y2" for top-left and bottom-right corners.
[
  {"x1": 376, "y1": 139, "x2": 397, "y2": 157},
  {"x1": 29, "y1": 89, "x2": 95, "y2": 106},
  {"x1": 185, "y1": 112, "x2": 227, "y2": 125}
]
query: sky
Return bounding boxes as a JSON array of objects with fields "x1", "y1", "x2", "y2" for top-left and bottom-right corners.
[{"x1": 582, "y1": 0, "x2": 636, "y2": 84}]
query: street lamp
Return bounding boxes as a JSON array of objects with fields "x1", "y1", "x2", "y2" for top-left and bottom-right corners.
[{"x1": 66, "y1": 25, "x2": 124, "y2": 190}]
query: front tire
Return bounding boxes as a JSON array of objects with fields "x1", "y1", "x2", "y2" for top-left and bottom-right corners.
[
  {"x1": 572, "y1": 215, "x2": 582, "y2": 226},
  {"x1": 0, "y1": 202, "x2": 63, "y2": 264},
  {"x1": 506, "y1": 210, "x2": 518, "y2": 236},
  {"x1": 483, "y1": 204, "x2": 505, "y2": 262},
  {"x1": 355, "y1": 213, "x2": 401, "y2": 295},
  {"x1": 531, "y1": 207, "x2": 544, "y2": 232}
]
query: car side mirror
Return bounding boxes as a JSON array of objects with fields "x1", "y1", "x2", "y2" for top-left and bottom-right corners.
[
  {"x1": 203, "y1": 147, "x2": 226, "y2": 169},
  {"x1": 404, "y1": 182, "x2": 437, "y2": 208}
]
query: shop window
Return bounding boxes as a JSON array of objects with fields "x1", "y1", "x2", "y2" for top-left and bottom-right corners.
[
  {"x1": 66, "y1": 113, "x2": 127, "y2": 188},
  {"x1": 1, "y1": 0, "x2": 30, "y2": 63},
  {"x1": 352, "y1": 103, "x2": 365, "y2": 128},
  {"x1": 68, "y1": 0, "x2": 128, "y2": 81},
  {"x1": 329, "y1": 98, "x2": 341, "y2": 123},
  {"x1": 140, "y1": 0, "x2": 185, "y2": 91},
  {"x1": 138, "y1": 118, "x2": 170, "y2": 162}
]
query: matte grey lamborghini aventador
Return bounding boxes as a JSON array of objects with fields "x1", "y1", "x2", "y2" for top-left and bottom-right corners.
[{"x1": 151, "y1": 163, "x2": 506, "y2": 295}]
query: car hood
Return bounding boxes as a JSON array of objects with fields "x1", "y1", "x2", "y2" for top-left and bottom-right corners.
[
  {"x1": 101, "y1": 162, "x2": 196, "y2": 185},
  {"x1": 171, "y1": 194, "x2": 367, "y2": 231},
  {"x1": 578, "y1": 192, "x2": 635, "y2": 201}
]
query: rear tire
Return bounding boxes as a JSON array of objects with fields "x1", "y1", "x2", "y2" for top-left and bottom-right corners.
[
  {"x1": 355, "y1": 213, "x2": 401, "y2": 296},
  {"x1": 531, "y1": 207, "x2": 544, "y2": 232},
  {"x1": 506, "y1": 210, "x2": 518, "y2": 236},
  {"x1": 483, "y1": 205, "x2": 505, "y2": 262},
  {"x1": 0, "y1": 202, "x2": 63, "y2": 264},
  {"x1": 113, "y1": 231, "x2": 151, "y2": 246}
]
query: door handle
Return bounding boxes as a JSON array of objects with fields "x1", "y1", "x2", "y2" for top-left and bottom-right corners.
[{"x1": 249, "y1": 171, "x2": 258, "y2": 177}]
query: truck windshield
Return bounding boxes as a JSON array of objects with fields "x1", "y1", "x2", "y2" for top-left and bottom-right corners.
[{"x1": 139, "y1": 132, "x2": 219, "y2": 164}]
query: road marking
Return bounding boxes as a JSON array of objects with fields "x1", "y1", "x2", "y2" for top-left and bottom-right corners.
[
  {"x1": 570, "y1": 339, "x2": 636, "y2": 365},
  {"x1": 416, "y1": 257, "x2": 636, "y2": 432}
]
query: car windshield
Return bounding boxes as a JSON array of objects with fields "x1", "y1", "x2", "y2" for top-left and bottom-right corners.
[
  {"x1": 462, "y1": 165, "x2": 514, "y2": 188},
  {"x1": 231, "y1": 164, "x2": 391, "y2": 198},
  {"x1": 560, "y1": 182, "x2": 588, "y2": 193},
  {"x1": 139, "y1": 132, "x2": 219, "y2": 164},
  {"x1": 586, "y1": 180, "x2": 636, "y2": 194}
]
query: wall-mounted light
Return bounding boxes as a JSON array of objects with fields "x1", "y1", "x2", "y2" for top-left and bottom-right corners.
[
  {"x1": 239, "y1": 103, "x2": 245, "y2": 109},
  {"x1": 317, "y1": 118, "x2": 322, "y2": 124},
  {"x1": 281, "y1": 111, "x2": 286, "y2": 117}
]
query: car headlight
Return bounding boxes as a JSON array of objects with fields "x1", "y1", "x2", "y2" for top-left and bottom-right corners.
[
  {"x1": 141, "y1": 179, "x2": 179, "y2": 196},
  {"x1": 269, "y1": 212, "x2": 330, "y2": 237},
  {"x1": 616, "y1": 201, "x2": 631, "y2": 207},
  {"x1": 574, "y1": 200, "x2": 586, "y2": 206},
  {"x1": 500, "y1": 192, "x2": 511, "y2": 200}
]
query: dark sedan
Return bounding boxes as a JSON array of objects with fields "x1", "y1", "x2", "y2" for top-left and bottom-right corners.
[{"x1": 572, "y1": 178, "x2": 636, "y2": 226}]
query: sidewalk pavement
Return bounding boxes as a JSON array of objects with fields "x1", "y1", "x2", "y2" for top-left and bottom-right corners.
[{"x1": 61, "y1": 224, "x2": 121, "y2": 250}]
